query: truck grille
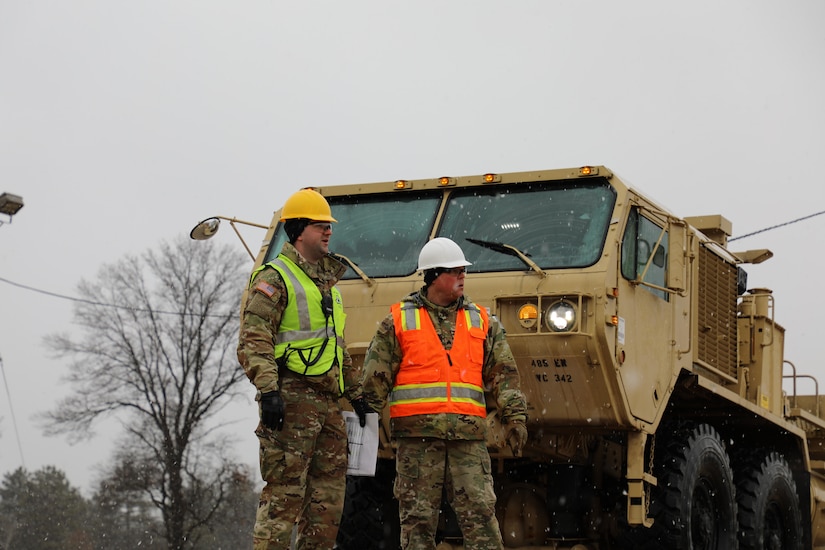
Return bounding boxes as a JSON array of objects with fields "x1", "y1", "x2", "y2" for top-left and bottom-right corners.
[{"x1": 696, "y1": 245, "x2": 738, "y2": 379}]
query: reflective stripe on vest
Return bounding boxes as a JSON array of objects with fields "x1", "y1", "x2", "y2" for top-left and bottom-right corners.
[
  {"x1": 389, "y1": 301, "x2": 488, "y2": 418},
  {"x1": 250, "y1": 256, "x2": 345, "y2": 392}
]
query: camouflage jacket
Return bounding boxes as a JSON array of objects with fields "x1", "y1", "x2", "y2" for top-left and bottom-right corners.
[
  {"x1": 360, "y1": 288, "x2": 527, "y2": 440},
  {"x1": 237, "y1": 242, "x2": 361, "y2": 399}
]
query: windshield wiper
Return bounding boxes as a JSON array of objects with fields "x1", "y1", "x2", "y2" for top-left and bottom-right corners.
[
  {"x1": 466, "y1": 238, "x2": 547, "y2": 278},
  {"x1": 331, "y1": 253, "x2": 375, "y2": 287}
]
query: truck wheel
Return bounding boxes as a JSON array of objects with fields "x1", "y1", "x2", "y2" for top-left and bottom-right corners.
[
  {"x1": 651, "y1": 422, "x2": 737, "y2": 549},
  {"x1": 735, "y1": 451, "x2": 802, "y2": 550},
  {"x1": 336, "y1": 459, "x2": 400, "y2": 550}
]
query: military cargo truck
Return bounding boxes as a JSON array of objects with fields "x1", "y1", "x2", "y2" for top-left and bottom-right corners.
[{"x1": 193, "y1": 166, "x2": 825, "y2": 549}]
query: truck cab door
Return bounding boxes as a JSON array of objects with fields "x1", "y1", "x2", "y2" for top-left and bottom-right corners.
[{"x1": 616, "y1": 208, "x2": 675, "y2": 423}]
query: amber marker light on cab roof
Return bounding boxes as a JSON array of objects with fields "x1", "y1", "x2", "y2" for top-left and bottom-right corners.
[
  {"x1": 517, "y1": 303, "x2": 539, "y2": 329},
  {"x1": 394, "y1": 180, "x2": 412, "y2": 190},
  {"x1": 483, "y1": 173, "x2": 501, "y2": 183},
  {"x1": 438, "y1": 177, "x2": 456, "y2": 187},
  {"x1": 579, "y1": 166, "x2": 599, "y2": 176}
]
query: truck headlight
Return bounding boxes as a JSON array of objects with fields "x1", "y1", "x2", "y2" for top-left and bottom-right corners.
[{"x1": 545, "y1": 301, "x2": 576, "y2": 332}]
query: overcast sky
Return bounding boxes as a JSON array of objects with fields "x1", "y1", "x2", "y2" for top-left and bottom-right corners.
[{"x1": 2, "y1": 1, "x2": 824, "y2": 494}]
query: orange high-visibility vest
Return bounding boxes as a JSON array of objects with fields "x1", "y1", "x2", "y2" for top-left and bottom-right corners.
[{"x1": 389, "y1": 300, "x2": 488, "y2": 418}]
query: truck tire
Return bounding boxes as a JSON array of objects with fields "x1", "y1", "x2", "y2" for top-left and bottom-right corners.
[
  {"x1": 651, "y1": 422, "x2": 738, "y2": 549},
  {"x1": 735, "y1": 451, "x2": 802, "y2": 550},
  {"x1": 336, "y1": 458, "x2": 400, "y2": 550}
]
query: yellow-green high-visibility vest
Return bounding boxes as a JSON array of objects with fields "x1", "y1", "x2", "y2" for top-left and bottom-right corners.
[{"x1": 250, "y1": 255, "x2": 346, "y2": 393}]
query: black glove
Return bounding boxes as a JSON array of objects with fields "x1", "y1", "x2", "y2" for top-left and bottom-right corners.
[
  {"x1": 260, "y1": 391, "x2": 285, "y2": 431},
  {"x1": 350, "y1": 397, "x2": 375, "y2": 428}
]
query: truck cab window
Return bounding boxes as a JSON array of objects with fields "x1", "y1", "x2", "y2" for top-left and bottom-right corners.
[
  {"x1": 265, "y1": 192, "x2": 441, "y2": 279},
  {"x1": 622, "y1": 208, "x2": 669, "y2": 301},
  {"x1": 437, "y1": 181, "x2": 616, "y2": 272}
]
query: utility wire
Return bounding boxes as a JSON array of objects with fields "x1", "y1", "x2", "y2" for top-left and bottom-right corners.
[
  {"x1": 729, "y1": 209, "x2": 825, "y2": 242},
  {"x1": 0, "y1": 354, "x2": 26, "y2": 468},
  {"x1": 0, "y1": 275, "x2": 235, "y2": 318}
]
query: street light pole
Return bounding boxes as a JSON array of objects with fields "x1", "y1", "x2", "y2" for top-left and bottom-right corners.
[{"x1": 0, "y1": 354, "x2": 26, "y2": 467}]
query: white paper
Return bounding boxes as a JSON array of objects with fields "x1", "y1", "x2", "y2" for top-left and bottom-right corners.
[{"x1": 342, "y1": 410, "x2": 380, "y2": 477}]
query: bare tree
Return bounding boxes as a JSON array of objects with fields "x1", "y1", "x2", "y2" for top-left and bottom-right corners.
[
  {"x1": 89, "y1": 455, "x2": 167, "y2": 550},
  {"x1": 42, "y1": 237, "x2": 250, "y2": 549}
]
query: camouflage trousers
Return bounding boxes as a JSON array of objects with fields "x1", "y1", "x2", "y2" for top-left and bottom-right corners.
[
  {"x1": 253, "y1": 376, "x2": 347, "y2": 550},
  {"x1": 394, "y1": 438, "x2": 503, "y2": 550}
]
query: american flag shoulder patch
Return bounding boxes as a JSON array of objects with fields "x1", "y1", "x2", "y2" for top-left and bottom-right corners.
[{"x1": 254, "y1": 281, "x2": 277, "y2": 298}]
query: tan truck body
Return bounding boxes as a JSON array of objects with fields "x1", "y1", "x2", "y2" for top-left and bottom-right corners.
[{"x1": 217, "y1": 166, "x2": 825, "y2": 549}]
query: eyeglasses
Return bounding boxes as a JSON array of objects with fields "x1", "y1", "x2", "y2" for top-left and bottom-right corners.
[
  {"x1": 308, "y1": 222, "x2": 332, "y2": 232},
  {"x1": 443, "y1": 267, "x2": 466, "y2": 276}
]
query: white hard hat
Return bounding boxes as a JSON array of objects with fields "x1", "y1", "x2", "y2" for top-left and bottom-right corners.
[{"x1": 417, "y1": 237, "x2": 472, "y2": 271}]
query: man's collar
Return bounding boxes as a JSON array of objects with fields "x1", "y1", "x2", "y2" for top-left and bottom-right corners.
[
  {"x1": 281, "y1": 242, "x2": 346, "y2": 281},
  {"x1": 419, "y1": 287, "x2": 461, "y2": 311}
]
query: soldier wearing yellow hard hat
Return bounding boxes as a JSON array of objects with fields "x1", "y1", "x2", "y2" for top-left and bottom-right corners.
[{"x1": 237, "y1": 187, "x2": 367, "y2": 549}]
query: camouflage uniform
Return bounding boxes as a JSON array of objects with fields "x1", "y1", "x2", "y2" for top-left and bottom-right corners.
[
  {"x1": 238, "y1": 242, "x2": 362, "y2": 550},
  {"x1": 360, "y1": 289, "x2": 527, "y2": 550}
]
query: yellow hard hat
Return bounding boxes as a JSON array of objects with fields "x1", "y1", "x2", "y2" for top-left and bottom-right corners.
[{"x1": 279, "y1": 188, "x2": 337, "y2": 223}]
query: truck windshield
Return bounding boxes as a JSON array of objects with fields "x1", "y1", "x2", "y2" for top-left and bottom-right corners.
[
  {"x1": 265, "y1": 192, "x2": 440, "y2": 279},
  {"x1": 264, "y1": 180, "x2": 615, "y2": 279},
  {"x1": 438, "y1": 181, "x2": 616, "y2": 272}
]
